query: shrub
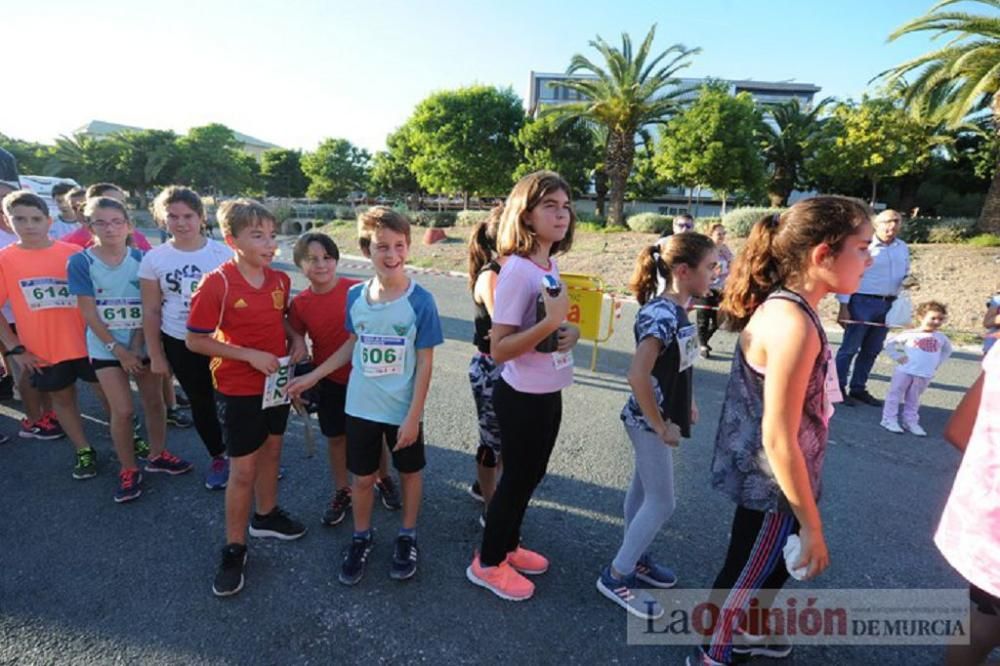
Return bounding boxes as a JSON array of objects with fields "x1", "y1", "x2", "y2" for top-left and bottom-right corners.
[
  {"x1": 335, "y1": 206, "x2": 356, "y2": 220},
  {"x1": 457, "y1": 210, "x2": 490, "y2": 227},
  {"x1": 966, "y1": 233, "x2": 1000, "y2": 247},
  {"x1": 626, "y1": 212, "x2": 672, "y2": 234},
  {"x1": 722, "y1": 207, "x2": 784, "y2": 238},
  {"x1": 697, "y1": 216, "x2": 723, "y2": 233},
  {"x1": 427, "y1": 211, "x2": 456, "y2": 228}
]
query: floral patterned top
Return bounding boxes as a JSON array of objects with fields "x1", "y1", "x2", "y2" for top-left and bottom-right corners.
[{"x1": 710, "y1": 290, "x2": 831, "y2": 512}]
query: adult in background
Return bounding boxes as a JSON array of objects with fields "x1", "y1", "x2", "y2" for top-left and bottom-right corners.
[
  {"x1": 835, "y1": 209, "x2": 910, "y2": 407},
  {"x1": 657, "y1": 214, "x2": 695, "y2": 295}
]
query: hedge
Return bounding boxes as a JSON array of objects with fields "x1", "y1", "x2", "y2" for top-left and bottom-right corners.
[
  {"x1": 722, "y1": 207, "x2": 785, "y2": 238},
  {"x1": 626, "y1": 212, "x2": 672, "y2": 234}
]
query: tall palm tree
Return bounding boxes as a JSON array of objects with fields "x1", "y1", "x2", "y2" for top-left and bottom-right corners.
[
  {"x1": 543, "y1": 26, "x2": 699, "y2": 227},
  {"x1": 758, "y1": 97, "x2": 832, "y2": 206},
  {"x1": 880, "y1": 0, "x2": 1000, "y2": 231}
]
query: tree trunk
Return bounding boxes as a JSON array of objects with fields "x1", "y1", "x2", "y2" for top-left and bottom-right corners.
[
  {"x1": 870, "y1": 179, "x2": 878, "y2": 206},
  {"x1": 720, "y1": 191, "x2": 728, "y2": 216},
  {"x1": 463, "y1": 191, "x2": 470, "y2": 210},
  {"x1": 979, "y1": 160, "x2": 1000, "y2": 234},
  {"x1": 604, "y1": 130, "x2": 635, "y2": 228},
  {"x1": 594, "y1": 168, "x2": 608, "y2": 219}
]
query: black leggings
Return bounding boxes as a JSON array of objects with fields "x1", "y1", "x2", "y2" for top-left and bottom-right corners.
[
  {"x1": 480, "y1": 378, "x2": 562, "y2": 567},
  {"x1": 161, "y1": 332, "x2": 224, "y2": 458}
]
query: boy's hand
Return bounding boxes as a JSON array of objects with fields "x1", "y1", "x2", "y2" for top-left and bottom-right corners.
[
  {"x1": 13, "y1": 350, "x2": 44, "y2": 374},
  {"x1": 245, "y1": 350, "x2": 280, "y2": 375},
  {"x1": 395, "y1": 415, "x2": 420, "y2": 451},
  {"x1": 288, "y1": 336, "x2": 308, "y2": 365},
  {"x1": 556, "y1": 324, "x2": 580, "y2": 352},
  {"x1": 286, "y1": 372, "x2": 318, "y2": 400}
]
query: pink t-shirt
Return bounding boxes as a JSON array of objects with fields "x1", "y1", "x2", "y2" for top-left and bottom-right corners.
[
  {"x1": 62, "y1": 225, "x2": 153, "y2": 251},
  {"x1": 492, "y1": 254, "x2": 573, "y2": 394},
  {"x1": 934, "y1": 343, "x2": 1000, "y2": 597}
]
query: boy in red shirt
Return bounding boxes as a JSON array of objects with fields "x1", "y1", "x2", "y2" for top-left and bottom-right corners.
[{"x1": 187, "y1": 199, "x2": 308, "y2": 597}]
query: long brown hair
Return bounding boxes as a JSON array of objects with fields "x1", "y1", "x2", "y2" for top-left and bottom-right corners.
[
  {"x1": 467, "y1": 203, "x2": 503, "y2": 289},
  {"x1": 496, "y1": 170, "x2": 576, "y2": 258},
  {"x1": 721, "y1": 195, "x2": 872, "y2": 331},
  {"x1": 629, "y1": 232, "x2": 716, "y2": 305}
]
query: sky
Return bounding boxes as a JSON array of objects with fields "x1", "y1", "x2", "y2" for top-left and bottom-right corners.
[{"x1": 0, "y1": 0, "x2": 959, "y2": 153}]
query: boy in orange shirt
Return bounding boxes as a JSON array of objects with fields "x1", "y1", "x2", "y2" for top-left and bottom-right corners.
[{"x1": 0, "y1": 191, "x2": 99, "y2": 478}]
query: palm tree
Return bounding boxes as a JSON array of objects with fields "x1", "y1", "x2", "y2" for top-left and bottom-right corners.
[
  {"x1": 758, "y1": 97, "x2": 832, "y2": 206},
  {"x1": 543, "y1": 25, "x2": 699, "y2": 227},
  {"x1": 880, "y1": 0, "x2": 1000, "y2": 231}
]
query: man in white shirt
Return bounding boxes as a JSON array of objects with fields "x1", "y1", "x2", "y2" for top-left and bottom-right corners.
[{"x1": 835, "y1": 209, "x2": 911, "y2": 407}]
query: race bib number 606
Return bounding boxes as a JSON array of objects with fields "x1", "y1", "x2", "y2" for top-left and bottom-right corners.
[{"x1": 359, "y1": 334, "x2": 406, "y2": 377}]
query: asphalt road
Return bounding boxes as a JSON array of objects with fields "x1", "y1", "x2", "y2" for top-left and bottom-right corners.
[{"x1": 0, "y1": 243, "x2": 983, "y2": 665}]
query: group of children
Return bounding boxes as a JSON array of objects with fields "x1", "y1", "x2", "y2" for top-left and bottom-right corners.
[{"x1": 1, "y1": 171, "x2": 996, "y2": 663}]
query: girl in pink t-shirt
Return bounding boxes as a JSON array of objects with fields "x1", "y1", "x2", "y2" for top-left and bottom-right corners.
[
  {"x1": 935, "y1": 343, "x2": 1000, "y2": 665},
  {"x1": 466, "y1": 171, "x2": 580, "y2": 602}
]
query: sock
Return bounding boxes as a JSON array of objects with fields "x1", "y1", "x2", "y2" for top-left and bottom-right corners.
[
  {"x1": 398, "y1": 527, "x2": 416, "y2": 539},
  {"x1": 353, "y1": 529, "x2": 372, "y2": 541}
]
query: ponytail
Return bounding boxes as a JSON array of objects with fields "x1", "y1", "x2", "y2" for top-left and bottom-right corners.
[
  {"x1": 628, "y1": 244, "x2": 663, "y2": 305},
  {"x1": 467, "y1": 204, "x2": 503, "y2": 290},
  {"x1": 629, "y1": 232, "x2": 716, "y2": 305}
]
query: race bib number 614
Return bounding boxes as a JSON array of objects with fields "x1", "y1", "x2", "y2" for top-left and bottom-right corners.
[{"x1": 19, "y1": 278, "x2": 76, "y2": 311}]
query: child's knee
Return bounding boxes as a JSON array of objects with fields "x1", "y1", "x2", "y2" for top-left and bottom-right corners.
[{"x1": 353, "y1": 474, "x2": 376, "y2": 492}]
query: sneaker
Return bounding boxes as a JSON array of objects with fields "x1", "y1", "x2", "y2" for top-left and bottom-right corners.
[
  {"x1": 390, "y1": 534, "x2": 419, "y2": 580},
  {"x1": 166, "y1": 406, "x2": 193, "y2": 428},
  {"x1": 212, "y1": 543, "x2": 247, "y2": 597},
  {"x1": 506, "y1": 545, "x2": 549, "y2": 575},
  {"x1": 733, "y1": 630, "x2": 793, "y2": 659},
  {"x1": 596, "y1": 566, "x2": 665, "y2": 620},
  {"x1": 339, "y1": 534, "x2": 374, "y2": 585},
  {"x1": 375, "y1": 476, "x2": 402, "y2": 511},
  {"x1": 699, "y1": 345, "x2": 711, "y2": 359},
  {"x1": 40, "y1": 411, "x2": 65, "y2": 438},
  {"x1": 848, "y1": 389, "x2": 882, "y2": 407},
  {"x1": 321, "y1": 487, "x2": 352, "y2": 526},
  {"x1": 114, "y1": 468, "x2": 143, "y2": 503},
  {"x1": 686, "y1": 650, "x2": 728, "y2": 666},
  {"x1": 174, "y1": 391, "x2": 191, "y2": 408},
  {"x1": 880, "y1": 419, "x2": 905, "y2": 434},
  {"x1": 248, "y1": 507, "x2": 307, "y2": 541},
  {"x1": 466, "y1": 553, "x2": 534, "y2": 601},
  {"x1": 635, "y1": 552, "x2": 678, "y2": 588},
  {"x1": 903, "y1": 422, "x2": 928, "y2": 437},
  {"x1": 19, "y1": 416, "x2": 63, "y2": 440},
  {"x1": 145, "y1": 450, "x2": 194, "y2": 475},
  {"x1": 840, "y1": 388, "x2": 856, "y2": 407},
  {"x1": 468, "y1": 480, "x2": 484, "y2": 503},
  {"x1": 204, "y1": 455, "x2": 229, "y2": 490},
  {"x1": 73, "y1": 447, "x2": 98, "y2": 480},
  {"x1": 133, "y1": 437, "x2": 150, "y2": 461}
]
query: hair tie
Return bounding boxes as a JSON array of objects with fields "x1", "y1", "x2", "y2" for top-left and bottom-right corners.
[{"x1": 650, "y1": 244, "x2": 661, "y2": 261}]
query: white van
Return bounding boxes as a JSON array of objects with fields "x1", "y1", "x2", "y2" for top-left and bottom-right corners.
[{"x1": 18, "y1": 175, "x2": 80, "y2": 216}]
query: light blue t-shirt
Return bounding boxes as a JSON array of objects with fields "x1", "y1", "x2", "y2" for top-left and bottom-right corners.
[
  {"x1": 67, "y1": 247, "x2": 145, "y2": 360},
  {"x1": 344, "y1": 278, "x2": 444, "y2": 425}
]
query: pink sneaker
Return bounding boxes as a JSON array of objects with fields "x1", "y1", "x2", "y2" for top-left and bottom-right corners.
[
  {"x1": 507, "y1": 545, "x2": 549, "y2": 575},
  {"x1": 466, "y1": 553, "x2": 534, "y2": 601}
]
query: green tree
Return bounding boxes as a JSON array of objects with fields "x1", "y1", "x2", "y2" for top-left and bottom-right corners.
[
  {"x1": 513, "y1": 115, "x2": 598, "y2": 197},
  {"x1": 0, "y1": 135, "x2": 52, "y2": 174},
  {"x1": 301, "y1": 138, "x2": 371, "y2": 202},
  {"x1": 808, "y1": 96, "x2": 930, "y2": 203},
  {"x1": 406, "y1": 85, "x2": 524, "y2": 207},
  {"x1": 880, "y1": 0, "x2": 1000, "y2": 231},
  {"x1": 626, "y1": 145, "x2": 668, "y2": 201},
  {"x1": 260, "y1": 149, "x2": 308, "y2": 198},
  {"x1": 758, "y1": 97, "x2": 832, "y2": 206},
  {"x1": 175, "y1": 124, "x2": 250, "y2": 194},
  {"x1": 543, "y1": 25, "x2": 699, "y2": 226},
  {"x1": 656, "y1": 84, "x2": 765, "y2": 213},
  {"x1": 111, "y1": 129, "x2": 181, "y2": 205},
  {"x1": 45, "y1": 134, "x2": 120, "y2": 184},
  {"x1": 370, "y1": 126, "x2": 421, "y2": 197}
]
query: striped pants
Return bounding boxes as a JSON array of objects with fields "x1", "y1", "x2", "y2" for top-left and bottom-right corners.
[{"x1": 706, "y1": 506, "x2": 799, "y2": 663}]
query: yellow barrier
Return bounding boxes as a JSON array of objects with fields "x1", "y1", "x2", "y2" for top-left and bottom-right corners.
[{"x1": 562, "y1": 272, "x2": 617, "y2": 371}]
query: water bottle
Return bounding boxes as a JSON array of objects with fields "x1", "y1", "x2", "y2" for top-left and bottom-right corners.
[{"x1": 535, "y1": 275, "x2": 562, "y2": 353}]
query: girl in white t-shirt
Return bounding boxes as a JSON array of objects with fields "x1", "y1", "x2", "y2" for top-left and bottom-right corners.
[
  {"x1": 139, "y1": 186, "x2": 233, "y2": 489},
  {"x1": 466, "y1": 171, "x2": 580, "y2": 602}
]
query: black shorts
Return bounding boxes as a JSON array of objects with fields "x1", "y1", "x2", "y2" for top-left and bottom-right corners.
[
  {"x1": 317, "y1": 379, "x2": 348, "y2": 438},
  {"x1": 31, "y1": 357, "x2": 98, "y2": 392},
  {"x1": 216, "y1": 392, "x2": 291, "y2": 458},
  {"x1": 91, "y1": 357, "x2": 151, "y2": 372},
  {"x1": 345, "y1": 414, "x2": 425, "y2": 476},
  {"x1": 971, "y1": 583, "x2": 1000, "y2": 616}
]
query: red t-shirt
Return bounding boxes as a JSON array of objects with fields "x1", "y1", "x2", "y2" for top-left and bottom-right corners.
[
  {"x1": 63, "y1": 226, "x2": 153, "y2": 251},
  {"x1": 187, "y1": 260, "x2": 290, "y2": 396},
  {"x1": 288, "y1": 277, "x2": 358, "y2": 385}
]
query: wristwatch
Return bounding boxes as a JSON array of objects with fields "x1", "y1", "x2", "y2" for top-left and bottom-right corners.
[
  {"x1": 105, "y1": 340, "x2": 119, "y2": 353},
  {"x1": 3, "y1": 345, "x2": 25, "y2": 357}
]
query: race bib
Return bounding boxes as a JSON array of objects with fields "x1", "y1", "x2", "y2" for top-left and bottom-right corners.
[
  {"x1": 677, "y1": 324, "x2": 698, "y2": 372},
  {"x1": 19, "y1": 278, "x2": 76, "y2": 311},
  {"x1": 181, "y1": 277, "x2": 202, "y2": 311},
  {"x1": 359, "y1": 334, "x2": 406, "y2": 377},
  {"x1": 552, "y1": 350, "x2": 574, "y2": 370},
  {"x1": 262, "y1": 356, "x2": 293, "y2": 409},
  {"x1": 97, "y1": 297, "x2": 143, "y2": 330}
]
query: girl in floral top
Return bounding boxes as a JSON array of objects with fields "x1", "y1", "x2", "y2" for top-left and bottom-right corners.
[{"x1": 693, "y1": 196, "x2": 874, "y2": 666}]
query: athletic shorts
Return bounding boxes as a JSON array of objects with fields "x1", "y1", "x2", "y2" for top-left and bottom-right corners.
[
  {"x1": 31, "y1": 357, "x2": 98, "y2": 392},
  {"x1": 216, "y1": 392, "x2": 290, "y2": 458},
  {"x1": 91, "y1": 358, "x2": 151, "y2": 372},
  {"x1": 317, "y1": 379, "x2": 348, "y2": 438},
  {"x1": 345, "y1": 414, "x2": 425, "y2": 476}
]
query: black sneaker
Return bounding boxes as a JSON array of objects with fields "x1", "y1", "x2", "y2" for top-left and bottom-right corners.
[
  {"x1": 468, "y1": 480, "x2": 484, "y2": 503},
  {"x1": 390, "y1": 535, "x2": 418, "y2": 581},
  {"x1": 375, "y1": 476, "x2": 402, "y2": 511},
  {"x1": 848, "y1": 389, "x2": 882, "y2": 407},
  {"x1": 213, "y1": 543, "x2": 247, "y2": 597},
  {"x1": 340, "y1": 534, "x2": 374, "y2": 586},
  {"x1": 321, "y1": 487, "x2": 352, "y2": 526},
  {"x1": 840, "y1": 387, "x2": 856, "y2": 407},
  {"x1": 732, "y1": 632, "x2": 792, "y2": 661},
  {"x1": 248, "y1": 507, "x2": 307, "y2": 541}
]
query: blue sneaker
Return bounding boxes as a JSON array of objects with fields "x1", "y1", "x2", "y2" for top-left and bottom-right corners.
[
  {"x1": 596, "y1": 565, "x2": 664, "y2": 620},
  {"x1": 636, "y1": 553, "x2": 678, "y2": 588},
  {"x1": 144, "y1": 450, "x2": 193, "y2": 475},
  {"x1": 205, "y1": 456, "x2": 229, "y2": 490}
]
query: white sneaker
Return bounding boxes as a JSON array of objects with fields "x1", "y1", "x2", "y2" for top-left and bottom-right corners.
[
  {"x1": 903, "y1": 422, "x2": 927, "y2": 437},
  {"x1": 880, "y1": 419, "x2": 904, "y2": 434}
]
